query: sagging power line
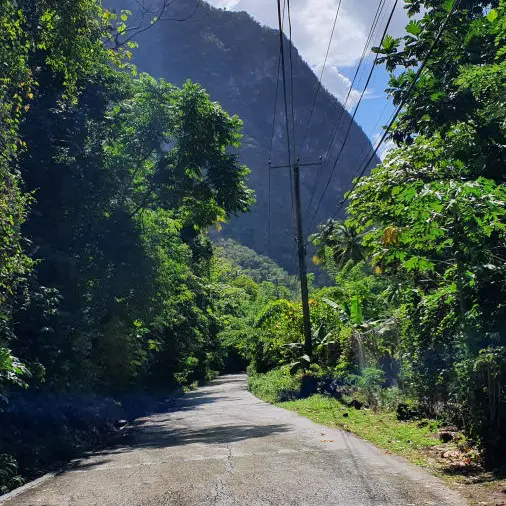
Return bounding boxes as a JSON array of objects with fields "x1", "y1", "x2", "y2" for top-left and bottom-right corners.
[
  {"x1": 330, "y1": 0, "x2": 462, "y2": 220},
  {"x1": 272, "y1": 0, "x2": 322, "y2": 356},
  {"x1": 306, "y1": 0, "x2": 399, "y2": 231},
  {"x1": 303, "y1": 0, "x2": 387, "y2": 222}
]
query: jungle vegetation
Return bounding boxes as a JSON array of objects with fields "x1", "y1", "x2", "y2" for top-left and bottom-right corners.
[
  {"x1": 0, "y1": 0, "x2": 505, "y2": 493},
  {"x1": 0, "y1": 0, "x2": 264, "y2": 490},
  {"x1": 245, "y1": 0, "x2": 506, "y2": 468}
]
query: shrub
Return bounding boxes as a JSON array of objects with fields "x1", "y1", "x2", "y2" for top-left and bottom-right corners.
[
  {"x1": 248, "y1": 367, "x2": 301, "y2": 403},
  {"x1": 466, "y1": 346, "x2": 506, "y2": 465},
  {"x1": 354, "y1": 368, "x2": 386, "y2": 409},
  {"x1": 0, "y1": 454, "x2": 24, "y2": 494},
  {"x1": 379, "y1": 386, "x2": 408, "y2": 411}
]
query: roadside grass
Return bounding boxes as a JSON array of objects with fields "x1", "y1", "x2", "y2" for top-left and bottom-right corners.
[
  {"x1": 279, "y1": 395, "x2": 440, "y2": 465},
  {"x1": 271, "y1": 394, "x2": 506, "y2": 505},
  {"x1": 248, "y1": 370, "x2": 506, "y2": 504},
  {"x1": 247, "y1": 367, "x2": 301, "y2": 404}
]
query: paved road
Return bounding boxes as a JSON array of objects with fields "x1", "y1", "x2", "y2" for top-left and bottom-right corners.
[{"x1": 2, "y1": 375, "x2": 465, "y2": 506}]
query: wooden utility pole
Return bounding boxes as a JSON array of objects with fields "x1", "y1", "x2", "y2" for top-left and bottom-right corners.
[{"x1": 269, "y1": 157, "x2": 321, "y2": 357}]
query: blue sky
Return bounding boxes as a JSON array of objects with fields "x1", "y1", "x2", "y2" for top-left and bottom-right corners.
[{"x1": 206, "y1": 0, "x2": 408, "y2": 156}]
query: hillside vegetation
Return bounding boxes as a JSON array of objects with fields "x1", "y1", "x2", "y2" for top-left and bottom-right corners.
[
  {"x1": 108, "y1": 0, "x2": 379, "y2": 271},
  {"x1": 0, "y1": 0, "x2": 283, "y2": 492},
  {"x1": 244, "y1": 0, "x2": 506, "y2": 472},
  {"x1": 1, "y1": 0, "x2": 505, "y2": 497}
]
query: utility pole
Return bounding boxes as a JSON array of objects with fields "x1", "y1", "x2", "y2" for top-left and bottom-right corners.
[{"x1": 269, "y1": 157, "x2": 322, "y2": 357}]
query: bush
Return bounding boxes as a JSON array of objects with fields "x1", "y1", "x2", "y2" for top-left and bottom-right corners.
[
  {"x1": 248, "y1": 367, "x2": 301, "y2": 403},
  {"x1": 379, "y1": 386, "x2": 409, "y2": 411},
  {"x1": 0, "y1": 454, "x2": 24, "y2": 494},
  {"x1": 345, "y1": 368, "x2": 386, "y2": 409},
  {"x1": 466, "y1": 346, "x2": 506, "y2": 465}
]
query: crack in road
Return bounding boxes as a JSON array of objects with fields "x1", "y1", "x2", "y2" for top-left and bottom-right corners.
[
  {"x1": 209, "y1": 444, "x2": 235, "y2": 505},
  {"x1": 225, "y1": 445, "x2": 234, "y2": 473}
]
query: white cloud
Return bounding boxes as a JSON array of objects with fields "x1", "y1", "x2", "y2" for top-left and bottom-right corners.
[
  {"x1": 206, "y1": 0, "x2": 408, "y2": 104},
  {"x1": 314, "y1": 64, "x2": 362, "y2": 107},
  {"x1": 372, "y1": 133, "x2": 396, "y2": 160}
]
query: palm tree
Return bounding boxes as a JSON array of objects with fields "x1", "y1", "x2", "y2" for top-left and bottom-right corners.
[{"x1": 309, "y1": 220, "x2": 366, "y2": 269}]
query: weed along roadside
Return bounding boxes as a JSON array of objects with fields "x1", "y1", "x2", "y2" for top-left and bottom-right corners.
[{"x1": 248, "y1": 369, "x2": 506, "y2": 506}]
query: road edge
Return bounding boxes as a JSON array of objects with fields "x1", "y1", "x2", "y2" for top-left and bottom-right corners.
[{"x1": 0, "y1": 472, "x2": 56, "y2": 504}]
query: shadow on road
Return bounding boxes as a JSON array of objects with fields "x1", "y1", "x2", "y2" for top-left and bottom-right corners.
[
  {"x1": 69, "y1": 375, "x2": 290, "y2": 466},
  {"x1": 68, "y1": 421, "x2": 290, "y2": 471},
  {"x1": 130, "y1": 423, "x2": 290, "y2": 449}
]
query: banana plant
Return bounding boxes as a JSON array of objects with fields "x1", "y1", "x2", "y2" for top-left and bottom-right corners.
[
  {"x1": 287, "y1": 325, "x2": 335, "y2": 374},
  {"x1": 322, "y1": 295, "x2": 363, "y2": 327}
]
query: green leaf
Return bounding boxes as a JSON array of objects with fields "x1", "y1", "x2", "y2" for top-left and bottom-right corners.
[
  {"x1": 405, "y1": 20, "x2": 422, "y2": 37},
  {"x1": 430, "y1": 92, "x2": 445, "y2": 102},
  {"x1": 349, "y1": 295, "x2": 363, "y2": 326},
  {"x1": 322, "y1": 297, "x2": 339, "y2": 309},
  {"x1": 381, "y1": 34, "x2": 399, "y2": 53},
  {"x1": 442, "y1": 0, "x2": 454, "y2": 12},
  {"x1": 486, "y1": 9, "x2": 498, "y2": 22}
]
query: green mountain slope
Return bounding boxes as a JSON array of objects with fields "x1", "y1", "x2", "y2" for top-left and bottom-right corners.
[{"x1": 107, "y1": 0, "x2": 379, "y2": 271}]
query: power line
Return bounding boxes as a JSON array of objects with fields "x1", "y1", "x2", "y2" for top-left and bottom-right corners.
[
  {"x1": 268, "y1": 0, "x2": 287, "y2": 161},
  {"x1": 330, "y1": 0, "x2": 462, "y2": 220},
  {"x1": 325, "y1": 0, "x2": 388, "y2": 151},
  {"x1": 275, "y1": 0, "x2": 296, "y2": 233},
  {"x1": 275, "y1": 0, "x2": 314, "y2": 350},
  {"x1": 320, "y1": 0, "x2": 387, "y2": 167},
  {"x1": 286, "y1": 0, "x2": 296, "y2": 233},
  {"x1": 276, "y1": 0, "x2": 293, "y2": 168},
  {"x1": 267, "y1": 1, "x2": 299, "y2": 283},
  {"x1": 285, "y1": 0, "x2": 296, "y2": 227},
  {"x1": 352, "y1": 0, "x2": 390, "y2": 92},
  {"x1": 304, "y1": 0, "x2": 387, "y2": 219},
  {"x1": 306, "y1": 0, "x2": 390, "y2": 222},
  {"x1": 267, "y1": 51, "x2": 282, "y2": 256},
  {"x1": 298, "y1": 0, "x2": 343, "y2": 160},
  {"x1": 287, "y1": 0, "x2": 297, "y2": 161},
  {"x1": 307, "y1": 0, "x2": 398, "y2": 230},
  {"x1": 327, "y1": 98, "x2": 391, "y2": 215}
]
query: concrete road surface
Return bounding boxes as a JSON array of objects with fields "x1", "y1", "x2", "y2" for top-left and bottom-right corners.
[{"x1": 1, "y1": 375, "x2": 466, "y2": 506}]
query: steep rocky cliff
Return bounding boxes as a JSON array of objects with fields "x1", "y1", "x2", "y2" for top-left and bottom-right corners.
[{"x1": 106, "y1": 0, "x2": 379, "y2": 272}]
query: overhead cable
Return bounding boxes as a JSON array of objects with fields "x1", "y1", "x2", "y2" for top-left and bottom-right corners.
[
  {"x1": 304, "y1": 0, "x2": 387, "y2": 218},
  {"x1": 330, "y1": 0, "x2": 463, "y2": 220},
  {"x1": 307, "y1": 0, "x2": 398, "y2": 229}
]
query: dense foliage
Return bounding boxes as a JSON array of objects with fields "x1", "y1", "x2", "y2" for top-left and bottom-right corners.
[
  {"x1": 1, "y1": 0, "x2": 505, "y2": 492},
  {"x1": 347, "y1": 0, "x2": 506, "y2": 461},
  {"x1": 0, "y1": 0, "x2": 261, "y2": 490},
  {"x1": 245, "y1": 0, "x2": 506, "y2": 467},
  {"x1": 120, "y1": 0, "x2": 379, "y2": 273}
]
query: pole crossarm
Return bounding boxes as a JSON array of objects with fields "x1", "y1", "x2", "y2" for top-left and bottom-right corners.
[{"x1": 268, "y1": 157, "x2": 322, "y2": 170}]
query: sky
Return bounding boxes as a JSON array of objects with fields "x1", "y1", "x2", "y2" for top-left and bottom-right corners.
[{"x1": 206, "y1": 0, "x2": 409, "y2": 157}]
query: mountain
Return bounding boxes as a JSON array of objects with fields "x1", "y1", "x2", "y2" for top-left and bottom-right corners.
[{"x1": 105, "y1": 0, "x2": 379, "y2": 272}]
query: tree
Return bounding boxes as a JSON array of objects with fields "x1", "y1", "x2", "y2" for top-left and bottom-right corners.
[
  {"x1": 342, "y1": 0, "x2": 506, "y2": 460},
  {"x1": 373, "y1": 0, "x2": 505, "y2": 180},
  {"x1": 309, "y1": 220, "x2": 366, "y2": 270},
  {"x1": 1, "y1": 0, "x2": 255, "y2": 392},
  {"x1": 0, "y1": 1, "x2": 33, "y2": 388},
  {"x1": 0, "y1": 0, "x2": 261, "y2": 487}
]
